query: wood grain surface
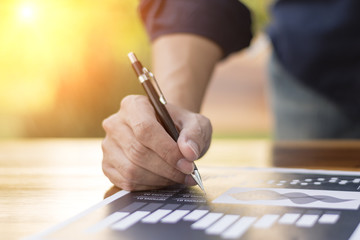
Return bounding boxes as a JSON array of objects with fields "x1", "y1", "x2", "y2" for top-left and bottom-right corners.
[{"x1": 1, "y1": 138, "x2": 359, "y2": 240}]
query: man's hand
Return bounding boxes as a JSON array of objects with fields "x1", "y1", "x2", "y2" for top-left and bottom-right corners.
[
  {"x1": 102, "y1": 95, "x2": 212, "y2": 191},
  {"x1": 103, "y1": 33, "x2": 220, "y2": 191}
]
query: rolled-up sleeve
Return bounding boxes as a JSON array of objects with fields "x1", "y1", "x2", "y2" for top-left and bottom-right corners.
[{"x1": 139, "y1": 0, "x2": 253, "y2": 58}]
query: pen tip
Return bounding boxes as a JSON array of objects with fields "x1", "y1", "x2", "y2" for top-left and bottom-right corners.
[
  {"x1": 199, "y1": 182, "x2": 206, "y2": 194},
  {"x1": 191, "y1": 170, "x2": 206, "y2": 194}
]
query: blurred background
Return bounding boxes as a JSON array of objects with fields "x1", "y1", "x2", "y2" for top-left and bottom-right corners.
[{"x1": 0, "y1": 0, "x2": 272, "y2": 139}]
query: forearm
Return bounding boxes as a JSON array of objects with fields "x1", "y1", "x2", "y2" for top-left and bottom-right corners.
[{"x1": 151, "y1": 34, "x2": 223, "y2": 113}]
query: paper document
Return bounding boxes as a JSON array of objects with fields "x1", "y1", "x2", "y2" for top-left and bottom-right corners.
[{"x1": 28, "y1": 167, "x2": 360, "y2": 240}]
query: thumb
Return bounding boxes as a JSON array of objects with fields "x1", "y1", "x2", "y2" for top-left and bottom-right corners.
[{"x1": 177, "y1": 113, "x2": 212, "y2": 162}]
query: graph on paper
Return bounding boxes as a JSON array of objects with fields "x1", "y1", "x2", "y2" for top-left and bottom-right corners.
[{"x1": 29, "y1": 168, "x2": 360, "y2": 240}]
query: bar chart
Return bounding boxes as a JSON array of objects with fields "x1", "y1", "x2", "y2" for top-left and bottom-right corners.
[{"x1": 33, "y1": 168, "x2": 360, "y2": 240}]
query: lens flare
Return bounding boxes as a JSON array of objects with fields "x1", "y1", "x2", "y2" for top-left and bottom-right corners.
[{"x1": 18, "y1": 3, "x2": 36, "y2": 22}]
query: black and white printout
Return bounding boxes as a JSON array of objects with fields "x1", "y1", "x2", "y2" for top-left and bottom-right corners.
[{"x1": 28, "y1": 167, "x2": 360, "y2": 240}]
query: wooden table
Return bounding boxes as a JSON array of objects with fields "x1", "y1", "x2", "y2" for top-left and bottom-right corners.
[{"x1": 1, "y1": 139, "x2": 359, "y2": 240}]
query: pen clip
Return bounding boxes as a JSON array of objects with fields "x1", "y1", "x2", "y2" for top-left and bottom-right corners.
[{"x1": 142, "y1": 67, "x2": 167, "y2": 105}]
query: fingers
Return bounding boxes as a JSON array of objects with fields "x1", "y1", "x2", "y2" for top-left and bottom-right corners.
[
  {"x1": 102, "y1": 95, "x2": 197, "y2": 191},
  {"x1": 102, "y1": 136, "x2": 184, "y2": 191},
  {"x1": 103, "y1": 164, "x2": 173, "y2": 191},
  {"x1": 110, "y1": 122, "x2": 189, "y2": 182},
  {"x1": 121, "y1": 95, "x2": 194, "y2": 174},
  {"x1": 168, "y1": 104, "x2": 213, "y2": 162}
]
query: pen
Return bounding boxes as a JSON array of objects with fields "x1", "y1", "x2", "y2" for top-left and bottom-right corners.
[{"x1": 128, "y1": 52, "x2": 205, "y2": 193}]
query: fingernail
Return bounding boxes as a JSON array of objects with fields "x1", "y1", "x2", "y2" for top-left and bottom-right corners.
[
  {"x1": 187, "y1": 140, "x2": 199, "y2": 159},
  {"x1": 176, "y1": 158, "x2": 194, "y2": 174},
  {"x1": 185, "y1": 175, "x2": 196, "y2": 186}
]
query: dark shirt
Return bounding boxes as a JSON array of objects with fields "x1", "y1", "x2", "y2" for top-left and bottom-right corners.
[
  {"x1": 139, "y1": 0, "x2": 252, "y2": 57},
  {"x1": 139, "y1": 0, "x2": 360, "y2": 120},
  {"x1": 268, "y1": 0, "x2": 360, "y2": 121}
]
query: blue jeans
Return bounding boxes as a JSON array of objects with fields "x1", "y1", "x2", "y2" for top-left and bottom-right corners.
[{"x1": 268, "y1": 53, "x2": 360, "y2": 140}]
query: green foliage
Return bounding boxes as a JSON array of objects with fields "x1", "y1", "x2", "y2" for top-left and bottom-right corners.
[{"x1": 241, "y1": 0, "x2": 272, "y2": 33}]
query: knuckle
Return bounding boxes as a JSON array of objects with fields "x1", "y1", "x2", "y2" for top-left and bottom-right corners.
[
  {"x1": 127, "y1": 141, "x2": 148, "y2": 163},
  {"x1": 101, "y1": 161, "x2": 111, "y2": 178},
  {"x1": 101, "y1": 138, "x2": 109, "y2": 153},
  {"x1": 101, "y1": 160, "x2": 140, "y2": 191},
  {"x1": 102, "y1": 117, "x2": 112, "y2": 133},
  {"x1": 120, "y1": 182, "x2": 137, "y2": 191},
  {"x1": 123, "y1": 164, "x2": 139, "y2": 180},
  {"x1": 196, "y1": 114, "x2": 212, "y2": 156},
  {"x1": 102, "y1": 113, "x2": 122, "y2": 133},
  {"x1": 113, "y1": 166, "x2": 138, "y2": 191},
  {"x1": 196, "y1": 113, "x2": 210, "y2": 127},
  {"x1": 195, "y1": 113, "x2": 212, "y2": 138},
  {"x1": 119, "y1": 167, "x2": 139, "y2": 191},
  {"x1": 132, "y1": 120, "x2": 155, "y2": 140},
  {"x1": 203, "y1": 115, "x2": 213, "y2": 132},
  {"x1": 120, "y1": 95, "x2": 133, "y2": 109},
  {"x1": 189, "y1": 114, "x2": 203, "y2": 136},
  {"x1": 120, "y1": 95, "x2": 147, "y2": 109},
  {"x1": 102, "y1": 163, "x2": 124, "y2": 188}
]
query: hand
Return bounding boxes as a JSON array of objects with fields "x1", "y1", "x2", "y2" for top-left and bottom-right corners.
[{"x1": 101, "y1": 95, "x2": 212, "y2": 191}]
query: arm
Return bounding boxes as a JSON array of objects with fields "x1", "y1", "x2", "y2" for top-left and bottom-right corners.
[
  {"x1": 102, "y1": 0, "x2": 252, "y2": 191},
  {"x1": 151, "y1": 33, "x2": 222, "y2": 167},
  {"x1": 152, "y1": 34, "x2": 222, "y2": 112},
  {"x1": 101, "y1": 35, "x2": 220, "y2": 191}
]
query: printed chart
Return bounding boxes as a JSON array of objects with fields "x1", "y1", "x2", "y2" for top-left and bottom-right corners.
[{"x1": 28, "y1": 168, "x2": 360, "y2": 240}]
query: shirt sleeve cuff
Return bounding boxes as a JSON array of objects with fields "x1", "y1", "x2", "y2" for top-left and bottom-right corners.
[{"x1": 139, "y1": 0, "x2": 253, "y2": 58}]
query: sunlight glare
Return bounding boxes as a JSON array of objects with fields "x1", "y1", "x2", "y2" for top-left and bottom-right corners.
[
  {"x1": 18, "y1": 3, "x2": 37, "y2": 22},
  {"x1": 0, "y1": 0, "x2": 147, "y2": 137}
]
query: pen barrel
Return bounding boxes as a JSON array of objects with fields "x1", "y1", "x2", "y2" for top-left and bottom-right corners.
[
  {"x1": 131, "y1": 62, "x2": 144, "y2": 77},
  {"x1": 142, "y1": 80, "x2": 179, "y2": 141}
]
